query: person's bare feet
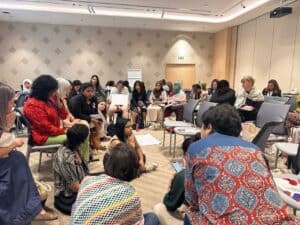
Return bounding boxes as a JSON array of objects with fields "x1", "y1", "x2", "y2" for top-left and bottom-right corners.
[{"x1": 34, "y1": 209, "x2": 58, "y2": 221}]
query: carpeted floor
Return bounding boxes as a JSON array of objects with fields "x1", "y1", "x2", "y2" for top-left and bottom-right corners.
[
  {"x1": 17, "y1": 126, "x2": 299, "y2": 225},
  {"x1": 19, "y1": 128, "x2": 186, "y2": 225}
]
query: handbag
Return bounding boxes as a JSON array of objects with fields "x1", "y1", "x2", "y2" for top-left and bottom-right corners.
[{"x1": 36, "y1": 181, "x2": 52, "y2": 205}]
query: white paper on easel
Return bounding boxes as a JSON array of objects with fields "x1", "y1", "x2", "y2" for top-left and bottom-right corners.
[
  {"x1": 111, "y1": 94, "x2": 129, "y2": 106},
  {"x1": 135, "y1": 134, "x2": 161, "y2": 146}
]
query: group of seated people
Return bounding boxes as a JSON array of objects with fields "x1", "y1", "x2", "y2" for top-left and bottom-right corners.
[{"x1": 1, "y1": 73, "x2": 300, "y2": 225}]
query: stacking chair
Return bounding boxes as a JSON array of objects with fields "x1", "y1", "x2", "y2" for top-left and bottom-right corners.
[
  {"x1": 251, "y1": 121, "x2": 282, "y2": 151},
  {"x1": 256, "y1": 102, "x2": 290, "y2": 138},
  {"x1": 162, "y1": 99, "x2": 199, "y2": 155},
  {"x1": 264, "y1": 96, "x2": 289, "y2": 104},
  {"x1": 20, "y1": 111, "x2": 61, "y2": 172},
  {"x1": 172, "y1": 101, "x2": 217, "y2": 157}
]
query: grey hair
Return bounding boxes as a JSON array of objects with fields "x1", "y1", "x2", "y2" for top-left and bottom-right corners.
[
  {"x1": 56, "y1": 77, "x2": 71, "y2": 99},
  {"x1": 0, "y1": 82, "x2": 15, "y2": 128}
]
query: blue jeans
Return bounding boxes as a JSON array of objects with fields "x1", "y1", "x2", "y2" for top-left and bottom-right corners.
[
  {"x1": 184, "y1": 215, "x2": 191, "y2": 225},
  {"x1": 144, "y1": 212, "x2": 160, "y2": 225}
]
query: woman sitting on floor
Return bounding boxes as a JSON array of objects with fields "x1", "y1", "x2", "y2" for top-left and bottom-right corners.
[
  {"x1": 110, "y1": 118, "x2": 158, "y2": 173},
  {"x1": 53, "y1": 124, "x2": 89, "y2": 215},
  {"x1": 70, "y1": 142, "x2": 160, "y2": 225},
  {"x1": 0, "y1": 82, "x2": 57, "y2": 224},
  {"x1": 184, "y1": 104, "x2": 300, "y2": 225},
  {"x1": 147, "y1": 81, "x2": 167, "y2": 124},
  {"x1": 23, "y1": 75, "x2": 89, "y2": 162},
  {"x1": 164, "y1": 81, "x2": 186, "y2": 121},
  {"x1": 131, "y1": 80, "x2": 148, "y2": 130},
  {"x1": 154, "y1": 134, "x2": 201, "y2": 225}
]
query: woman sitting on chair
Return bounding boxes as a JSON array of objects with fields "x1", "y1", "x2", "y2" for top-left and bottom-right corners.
[
  {"x1": 69, "y1": 82, "x2": 106, "y2": 153},
  {"x1": 23, "y1": 75, "x2": 89, "y2": 162},
  {"x1": 0, "y1": 82, "x2": 57, "y2": 224},
  {"x1": 164, "y1": 81, "x2": 186, "y2": 121},
  {"x1": 131, "y1": 81, "x2": 148, "y2": 130},
  {"x1": 147, "y1": 81, "x2": 167, "y2": 124}
]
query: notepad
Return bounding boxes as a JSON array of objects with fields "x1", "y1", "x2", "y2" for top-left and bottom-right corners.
[
  {"x1": 111, "y1": 94, "x2": 129, "y2": 106},
  {"x1": 135, "y1": 134, "x2": 161, "y2": 146}
]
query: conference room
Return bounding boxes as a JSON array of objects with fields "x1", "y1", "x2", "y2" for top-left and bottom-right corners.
[{"x1": 0, "y1": 0, "x2": 300, "y2": 224}]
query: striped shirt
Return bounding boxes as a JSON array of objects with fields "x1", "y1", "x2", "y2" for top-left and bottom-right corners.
[{"x1": 70, "y1": 174, "x2": 144, "y2": 225}]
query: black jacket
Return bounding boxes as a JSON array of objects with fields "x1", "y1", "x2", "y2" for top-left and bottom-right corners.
[
  {"x1": 210, "y1": 89, "x2": 236, "y2": 105},
  {"x1": 131, "y1": 91, "x2": 148, "y2": 108},
  {"x1": 69, "y1": 94, "x2": 97, "y2": 122},
  {"x1": 262, "y1": 88, "x2": 282, "y2": 97}
]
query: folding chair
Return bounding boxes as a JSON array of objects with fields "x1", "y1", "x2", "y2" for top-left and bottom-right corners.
[
  {"x1": 20, "y1": 111, "x2": 61, "y2": 172},
  {"x1": 162, "y1": 99, "x2": 199, "y2": 156}
]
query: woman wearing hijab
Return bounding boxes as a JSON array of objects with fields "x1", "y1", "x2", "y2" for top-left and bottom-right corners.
[
  {"x1": 147, "y1": 81, "x2": 168, "y2": 122},
  {"x1": 21, "y1": 79, "x2": 32, "y2": 94},
  {"x1": 164, "y1": 81, "x2": 186, "y2": 121}
]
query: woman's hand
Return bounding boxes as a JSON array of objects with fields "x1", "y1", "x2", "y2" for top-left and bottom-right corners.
[
  {"x1": 13, "y1": 138, "x2": 24, "y2": 148},
  {"x1": 6, "y1": 112, "x2": 16, "y2": 129},
  {"x1": 139, "y1": 159, "x2": 145, "y2": 170}
]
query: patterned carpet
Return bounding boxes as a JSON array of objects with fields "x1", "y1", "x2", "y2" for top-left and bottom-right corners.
[{"x1": 17, "y1": 127, "x2": 299, "y2": 225}]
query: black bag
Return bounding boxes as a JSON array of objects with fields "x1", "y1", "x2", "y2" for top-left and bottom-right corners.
[
  {"x1": 107, "y1": 123, "x2": 116, "y2": 137},
  {"x1": 54, "y1": 192, "x2": 77, "y2": 215}
]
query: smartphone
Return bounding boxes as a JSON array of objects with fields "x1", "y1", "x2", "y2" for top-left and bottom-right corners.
[
  {"x1": 172, "y1": 161, "x2": 182, "y2": 173},
  {"x1": 292, "y1": 193, "x2": 300, "y2": 201}
]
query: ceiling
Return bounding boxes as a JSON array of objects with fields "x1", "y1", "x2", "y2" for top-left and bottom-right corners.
[{"x1": 0, "y1": 0, "x2": 297, "y2": 32}]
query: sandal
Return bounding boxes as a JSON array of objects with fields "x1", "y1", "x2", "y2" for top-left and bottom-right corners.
[{"x1": 34, "y1": 211, "x2": 58, "y2": 221}]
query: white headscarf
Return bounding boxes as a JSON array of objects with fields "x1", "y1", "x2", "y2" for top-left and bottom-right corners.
[{"x1": 22, "y1": 79, "x2": 32, "y2": 94}]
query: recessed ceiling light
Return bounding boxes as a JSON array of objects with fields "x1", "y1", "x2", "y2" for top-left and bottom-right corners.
[{"x1": 2, "y1": 11, "x2": 10, "y2": 14}]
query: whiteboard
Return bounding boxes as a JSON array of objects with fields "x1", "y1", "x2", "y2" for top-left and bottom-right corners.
[{"x1": 128, "y1": 69, "x2": 142, "y2": 87}]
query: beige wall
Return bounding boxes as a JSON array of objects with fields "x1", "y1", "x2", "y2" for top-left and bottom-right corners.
[
  {"x1": 235, "y1": 4, "x2": 300, "y2": 93},
  {"x1": 0, "y1": 21, "x2": 213, "y2": 89},
  {"x1": 211, "y1": 27, "x2": 237, "y2": 87}
]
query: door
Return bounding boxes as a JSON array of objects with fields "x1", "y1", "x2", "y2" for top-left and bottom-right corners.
[{"x1": 165, "y1": 64, "x2": 196, "y2": 89}]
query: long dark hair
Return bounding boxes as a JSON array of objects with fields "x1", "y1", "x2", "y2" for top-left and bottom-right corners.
[
  {"x1": 133, "y1": 80, "x2": 146, "y2": 97},
  {"x1": 115, "y1": 118, "x2": 130, "y2": 142},
  {"x1": 210, "y1": 79, "x2": 219, "y2": 90},
  {"x1": 268, "y1": 79, "x2": 281, "y2": 94},
  {"x1": 153, "y1": 81, "x2": 163, "y2": 99},
  {"x1": 90, "y1": 75, "x2": 103, "y2": 91}
]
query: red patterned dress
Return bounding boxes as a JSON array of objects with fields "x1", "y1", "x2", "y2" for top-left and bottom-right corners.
[{"x1": 185, "y1": 132, "x2": 300, "y2": 225}]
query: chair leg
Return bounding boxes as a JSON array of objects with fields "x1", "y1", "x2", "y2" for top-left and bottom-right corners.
[
  {"x1": 275, "y1": 148, "x2": 279, "y2": 169},
  {"x1": 26, "y1": 149, "x2": 30, "y2": 162},
  {"x1": 38, "y1": 152, "x2": 42, "y2": 172},
  {"x1": 163, "y1": 128, "x2": 166, "y2": 147},
  {"x1": 169, "y1": 132, "x2": 172, "y2": 155},
  {"x1": 173, "y1": 133, "x2": 177, "y2": 158}
]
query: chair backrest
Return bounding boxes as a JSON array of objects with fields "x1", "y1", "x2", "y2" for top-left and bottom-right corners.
[
  {"x1": 252, "y1": 121, "x2": 281, "y2": 151},
  {"x1": 264, "y1": 96, "x2": 289, "y2": 105},
  {"x1": 256, "y1": 102, "x2": 290, "y2": 128},
  {"x1": 286, "y1": 95, "x2": 298, "y2": 112},
  {"x1": 15, "y1": 93, "x2": 29, "y2": 108},
  {"x1": 196, "y1": 101, "x2": 218, "y2": 127},
  {"x1": 15, "y1": 108, "x2": 34, "y2": 145},
  {"x1": 182, "y1": 99, "x2": 200, "y2": 123}
]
